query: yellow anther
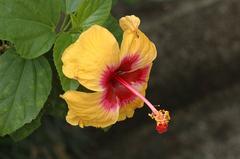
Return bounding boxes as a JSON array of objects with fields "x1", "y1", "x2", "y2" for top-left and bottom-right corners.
[{"x1": 149, "y1": 109, "x2": 170, "y2": 125}]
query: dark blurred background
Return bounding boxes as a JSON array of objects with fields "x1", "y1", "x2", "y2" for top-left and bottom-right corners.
[{"x1": 1, "y1": 0, "x2": 240, "y2": 158}]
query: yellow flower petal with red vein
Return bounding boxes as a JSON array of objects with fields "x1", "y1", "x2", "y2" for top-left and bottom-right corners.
[
  {"x1": 62, "y1": 25, "x2": 120, "y2": 92},
  {"x1": 62, "y1": 91, "x2": 119, "y2": 128},
  {"x1": 118, "y1": 64, "x2": 151, "y2": 121}
]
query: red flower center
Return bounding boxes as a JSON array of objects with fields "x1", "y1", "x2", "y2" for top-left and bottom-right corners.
[
  {"x1": 101, "y1": 55, "x2": 150, "y2": 110},
  {"x1": 100, "y1": 55, "x2": 170, "y2": 135}
]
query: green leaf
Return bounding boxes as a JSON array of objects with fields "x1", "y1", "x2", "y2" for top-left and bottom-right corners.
[
  {"x1": 60, "y1": 0, "x2": 66, "y2": 12},
  {"x1": 103, "y1": 15, "x2": 123, "y2": 43},
  {"x1": 71, "y1": 0, "x2": 112, "y2": 31},
  {"x1": 0, "y1": 0, "x2": 61, "y2": 59},
  {"x1": 53, "y1": 33, "x2": 79, "y2": 91},
  {"x1": 10, "y1": 113, "x2": 42, "y2": 142},
  {"x1": 0, "y1": 49, "x2": 52, "y2": 136},
  {"x1": 45, "y1": 67, "x2": 68, "y2": 119},
  {"x1": 66, "y1": 0, "x2": 82, "y2": 14}
]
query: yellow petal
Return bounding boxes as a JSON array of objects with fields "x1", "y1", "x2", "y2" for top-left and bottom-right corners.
[
  {"x1": 119, "y1": 15, "x2": 140, "y2": 32},
  {"x1": 120, "y1": 29, "x2": 157, "y2": 71},
  {"x1": 66, "y1": 110, "x2": 81, "y2": 126},
  {"x1": 62, "y1": 25, "x2": 120, "y2": 91},
  {"x1": 62, "y1": 91, "x2": 119, "y2": 128}
]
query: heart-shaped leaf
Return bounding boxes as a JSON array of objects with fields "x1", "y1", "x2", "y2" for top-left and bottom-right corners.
[
  {"x1": 0, "y1": 0, "x2": 61, "y2": 59},
  {"x1": 0, "y1": 49, "x2": 52, "y2": 136}
]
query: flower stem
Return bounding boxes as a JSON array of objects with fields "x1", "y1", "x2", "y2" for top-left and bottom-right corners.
[{"x1": 114, "y1": 76, "x2": 159, "y2": 115}]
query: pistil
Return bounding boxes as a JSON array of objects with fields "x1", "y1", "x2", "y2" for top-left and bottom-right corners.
[{"x1": 114, "y1": 76, "x2": 170, "y2": 134}]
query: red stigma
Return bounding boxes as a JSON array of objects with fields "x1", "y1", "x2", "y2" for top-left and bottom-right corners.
[
  {"x1": 156, "y1": 123, "x2": 168, "y2": 134},
  {"x1": 149, "y1": 110, "x2": 170, "y2": 134}
]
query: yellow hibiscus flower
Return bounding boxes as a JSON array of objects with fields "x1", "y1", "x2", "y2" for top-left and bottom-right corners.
[{"x1": 61, "y1": 15, "x2": 170, "y2": 134}]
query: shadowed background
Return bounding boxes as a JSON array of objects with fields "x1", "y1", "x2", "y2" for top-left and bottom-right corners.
[{"x1": 1, "y1": 0, "x2": 240, "y2": 158}]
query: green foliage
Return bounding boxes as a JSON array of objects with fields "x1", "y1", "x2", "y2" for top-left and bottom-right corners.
[
  {"x1": 0, "y1": 0, "x2": 123, "y2": 140},
  {"x1": 0, "y1": 0, "x2": 61, "y2": 59},
  {"x1": 104, "y1": 15, "x2": 123, "y2": 43},
  {"x1": 65, "y1": 0, "x2": 83, "y2": 13},
  {"x1": 71, "y1": 0, "x2": 112, "y2": 31},
  {"x1": 0, "y1": 49, "x2": 52, "y2": 136},
  {"x1": 45, "y1": 58, "x2": 68, "y2": 119}
]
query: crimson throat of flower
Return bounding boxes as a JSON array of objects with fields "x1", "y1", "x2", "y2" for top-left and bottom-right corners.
[{"x1": 114, "y1": 76, "x2": 170, "y2": 134}]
